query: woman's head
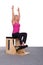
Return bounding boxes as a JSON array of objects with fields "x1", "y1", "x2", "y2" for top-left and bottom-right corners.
[{"x1": 14, "y1": 15, "x2": 19, "y2": 21}]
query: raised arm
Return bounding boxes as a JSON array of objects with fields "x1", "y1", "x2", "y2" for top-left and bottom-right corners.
[
  {"x1": 18, "y1": 8, "x2": 20, "y2": 21},
  {"x1": 12, "y1": 5, "x2": 15, "y2": 22}
]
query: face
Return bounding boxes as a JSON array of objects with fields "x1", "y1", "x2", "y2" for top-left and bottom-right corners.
[{"x1": 14, "y1": 15, "x2": 19, "y2": 21}]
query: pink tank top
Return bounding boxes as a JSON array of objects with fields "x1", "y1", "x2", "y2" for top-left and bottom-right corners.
[{"x1": 12, "y1": 22, "x2": 20, "y2": 33}]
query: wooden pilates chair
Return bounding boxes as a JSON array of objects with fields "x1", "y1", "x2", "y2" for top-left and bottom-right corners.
[
  {"x1": 6, "y1": 37, "x2": 29, "y2": 55},
  {"x1": 6, "y1": 37, "x2": 16, "y2": 55}
]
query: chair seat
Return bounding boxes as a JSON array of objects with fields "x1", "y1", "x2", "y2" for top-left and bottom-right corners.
[{"x1": 6, "y1": 37, "x2": 16, "y2": 39}]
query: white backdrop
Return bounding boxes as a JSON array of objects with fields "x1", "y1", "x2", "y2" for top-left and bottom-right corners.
[{"x1": 0, "y1": 0, "x2": 43, "y2": 47}]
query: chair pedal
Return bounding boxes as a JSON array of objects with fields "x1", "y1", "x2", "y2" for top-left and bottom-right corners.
[{"x1": 15, "y1": 45, "x2": 28, "y2": 51}]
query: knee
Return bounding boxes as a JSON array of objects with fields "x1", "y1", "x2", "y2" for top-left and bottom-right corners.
[
  {"x1": 25, "y1": 33, "x2": 27, "y2": 37},
  {"x1": 24, "y1": 33, "x2": 27, "y2": 37}
]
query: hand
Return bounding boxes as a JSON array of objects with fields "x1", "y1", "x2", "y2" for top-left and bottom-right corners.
[
  {"x1": 17, "y1": 8, "x2": 20, "y2": 12},
  {"x1": 12, "y1": 5, "x2": 14, "y2": 9}
]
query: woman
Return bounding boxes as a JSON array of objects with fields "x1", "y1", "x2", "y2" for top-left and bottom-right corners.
[{"x1": 12, "y1": 5, "x2": 27, "y2": 47}]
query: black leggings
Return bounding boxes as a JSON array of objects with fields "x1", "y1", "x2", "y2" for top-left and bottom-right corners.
[{"x1": 12, "y1": 32, "x2": 27, "y2": 45}]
